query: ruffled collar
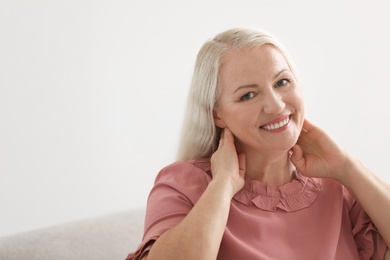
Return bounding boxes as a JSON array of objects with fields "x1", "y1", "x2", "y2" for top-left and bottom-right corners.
[
  {"x1": 193, "y1": 157, "x2": 322, "y2": 212},
  {"x1": 233, "y1": 171, "x2": 322, "y2": 212}
]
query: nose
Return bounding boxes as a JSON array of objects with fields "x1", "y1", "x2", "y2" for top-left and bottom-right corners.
[{"x1": 262, "y1": 89, "x2": 285, "y2": 115}]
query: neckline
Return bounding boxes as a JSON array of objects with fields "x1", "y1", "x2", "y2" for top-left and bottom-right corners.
[
  {"x1": 192, "y1": 157, "x2": 322, "y2": 212},
  {"x1": 233, "y1": 171, "x2": 322, "y2": 212}
]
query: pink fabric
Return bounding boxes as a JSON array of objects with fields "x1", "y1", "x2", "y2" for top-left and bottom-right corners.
[{"x1": 127, "y1": 157, "x2": 387, "y2": 260}]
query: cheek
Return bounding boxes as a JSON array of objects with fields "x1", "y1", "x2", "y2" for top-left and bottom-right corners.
[
  {"x1": 290, "y1": 89, "x2": 305, "y2": 114},
  {"x1": 286, "y1": 90, "x2": 305, "y2": 128},
  {"x1": 223, "y1": 110, "x2": 256, "y2": 133}
]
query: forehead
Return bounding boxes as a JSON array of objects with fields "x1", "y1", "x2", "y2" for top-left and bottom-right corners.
[
  {"x1": 216, "y1": 45, "x2": 290, "y2": 97},
  {"x1": 219, "y1": 44, "x2": 289, "y2": 80}
]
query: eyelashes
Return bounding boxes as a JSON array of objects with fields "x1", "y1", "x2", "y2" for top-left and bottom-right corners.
[
  {"x1": 275, "y1": 78, "x2": 292, "y2": 87},
  {"x1": 239, "y1": 78, "x2": 292, "y2": 102},
  {"x1": 240, "y1": 92, "x2": 255, "y2": 101}
]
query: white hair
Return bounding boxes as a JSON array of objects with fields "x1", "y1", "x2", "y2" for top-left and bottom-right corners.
[{"x1": 176, "y1": 27, "x2": 298, "y2": 161}]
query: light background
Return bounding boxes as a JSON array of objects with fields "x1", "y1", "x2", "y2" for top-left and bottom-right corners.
[{"x1": 1, "y1": 0, "x2": 389, "y2": 236}]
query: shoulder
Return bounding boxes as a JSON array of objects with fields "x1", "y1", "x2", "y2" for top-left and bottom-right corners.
[
  {"x1": 152, "y1": 157, "x2": 212, "y2": 200},
  {"x1": 314, "y1": 178, "x2": 357, "y2": 210},
  {"x1": 156, "y1": 157, "x2": 212, "y2": 183}
]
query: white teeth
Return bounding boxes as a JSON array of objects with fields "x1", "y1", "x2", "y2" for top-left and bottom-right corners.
[{"x1": 262, "y1": 117, "x2": 290, "y2": 130}]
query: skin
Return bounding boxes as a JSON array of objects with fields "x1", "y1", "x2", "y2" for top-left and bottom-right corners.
[
  {"x1": 290, "y1": 119, "x2": 390, "y2": 257},
  {"x1": 142, "y1": 45, "x2": 390, "y2": 259},
  {"x1": 213, "y1": 44, "x2": 304, "y2": 184}
]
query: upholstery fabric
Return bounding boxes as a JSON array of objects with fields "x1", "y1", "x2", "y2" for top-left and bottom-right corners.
[{"x1": 0, "y1": 208, "x2": 145, "y2": 260}]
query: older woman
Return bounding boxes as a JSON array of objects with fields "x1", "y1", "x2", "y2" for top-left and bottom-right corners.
[{"x1": 127, "y1": 27, "x2": 390, "y2": 259}]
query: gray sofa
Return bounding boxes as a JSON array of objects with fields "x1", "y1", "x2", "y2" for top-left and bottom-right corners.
[{"x1": 0, "y1": 208, "x2": 145, "y2": 260}]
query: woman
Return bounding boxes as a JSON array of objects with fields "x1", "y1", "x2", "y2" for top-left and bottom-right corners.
[{"x1": 127, "y1": 27, "x2": 390, "y2": 259}]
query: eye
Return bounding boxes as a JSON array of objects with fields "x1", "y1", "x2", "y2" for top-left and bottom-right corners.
[
  {"x1": 275, "y1": 78, "x2": 291, "y2": 87},
  {"x1": 240, "y1": 92, "x2": 255, "y2": 101}
]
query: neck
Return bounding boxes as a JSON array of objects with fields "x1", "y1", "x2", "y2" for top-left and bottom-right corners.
[{"x1": 244, "y1": 150, "x2": 295, "y2": 185}]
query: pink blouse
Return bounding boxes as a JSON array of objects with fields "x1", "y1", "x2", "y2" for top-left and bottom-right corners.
[{"x1": 127, "y1": 157, "x2": 387, "y2": 259}]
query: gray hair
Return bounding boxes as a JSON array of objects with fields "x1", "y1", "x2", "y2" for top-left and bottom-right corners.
[{"x1": 176, "y1": 27, "x2": 298, "y2": 161}]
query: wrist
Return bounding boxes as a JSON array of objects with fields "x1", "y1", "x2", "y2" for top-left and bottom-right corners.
[
  {"x1": 332, "y1": 154, "x2": 363, "y2": 189},
  {"x1": 209, "y1": 177, "x2": 240, "y2": 199}
]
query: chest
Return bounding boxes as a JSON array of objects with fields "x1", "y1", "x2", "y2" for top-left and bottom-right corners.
[{"x1": 217, "y1": 190, "x2": 358, "y2": 259}]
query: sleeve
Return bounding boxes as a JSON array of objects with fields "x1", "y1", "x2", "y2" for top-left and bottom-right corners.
[
  {"x1": 126, "y1": 161, "x2": 211, "y2": 260},
  {"x1": 347, "y1": 188, "x2": 388, "y2": 260}
]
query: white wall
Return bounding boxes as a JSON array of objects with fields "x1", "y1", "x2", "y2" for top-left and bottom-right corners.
[{"x1": 1, "y1": 0, "x2": 389, "y2": 236}]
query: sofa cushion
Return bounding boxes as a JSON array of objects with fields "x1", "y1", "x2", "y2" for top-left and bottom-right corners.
[{"x1": 0, "y1": 208, "x2": 145, "y2": 260}]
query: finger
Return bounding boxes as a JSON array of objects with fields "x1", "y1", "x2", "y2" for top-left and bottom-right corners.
[
  {"x1": 301, "y1": 119, "x2": 318, "y2": 132},
  {"x1": 290, "y1": 145, "x2": 302, "y2": 164},
  {"x1": 219, "y1": 128, "x2": 225, "y2": 146},
  {"x1": 290, "y1": 145, "x2": 305, "y2": 173},
  {"x1": 238, "y1": 153, "x2": 246, "y2": 176},
  {"x1": 223, "y1": 127, "x2": 235, "y2": 144}
]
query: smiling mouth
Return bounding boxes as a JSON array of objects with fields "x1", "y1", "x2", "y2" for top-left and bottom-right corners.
[{"x1": 260, "y1": 116, "x2": 291, "y2": 131}]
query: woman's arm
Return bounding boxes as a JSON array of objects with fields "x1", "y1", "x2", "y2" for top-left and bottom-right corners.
[
  {"x1": 340, "y1": 156, "x2": 390, "y2": 247},
  {"x1": 290, "y1": 119, "x2": 390, "y2": 248},
  {"x1": 145, "y1": 128, "x2": 245, "y2": 260}
]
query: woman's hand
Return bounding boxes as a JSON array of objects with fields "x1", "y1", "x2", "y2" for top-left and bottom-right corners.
[
  {"x1": 210, "y1": 128, "x2": 246, "y2": 197},
  {"x1": 147, "y1": 128, "x2": 246, "y2": 260},
  {"x1": 290, "y1": 120, "x2": 390, "y2": 249},
  {"x1": 290, "y1": 119, "x2": 349, "y2": 181}
]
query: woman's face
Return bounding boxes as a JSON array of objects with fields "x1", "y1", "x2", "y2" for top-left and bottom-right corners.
[{"x1": 213, "y1": 44, "x2": 305, "y2": 155}]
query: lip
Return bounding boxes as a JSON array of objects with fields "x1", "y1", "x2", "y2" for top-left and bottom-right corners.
[{"x1": 260, "y1": 115, "x2": 291, "y2": 132}]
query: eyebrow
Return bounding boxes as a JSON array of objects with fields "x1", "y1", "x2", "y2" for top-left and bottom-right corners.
[{"x1": 233, "y1": 69, "x2": 289, "y2": 94}]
